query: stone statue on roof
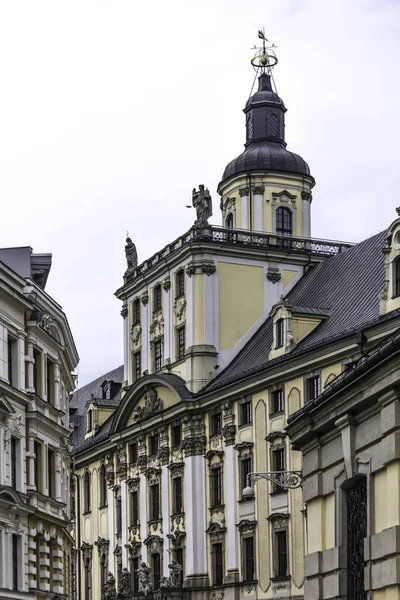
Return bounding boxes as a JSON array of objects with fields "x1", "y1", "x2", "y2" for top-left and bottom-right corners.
[
  {"x1": 192, "y1": 185, "x2": 213, "y2": 225},
  {"x1": 125, "y1": 237, "x2": 138, "y2": 271},
  {"x1": 102, "y1": 572, "x2": 116, "y2": 600},
  {"x1": 138, "y1": 561, "x2": 152, "y2": 596}
]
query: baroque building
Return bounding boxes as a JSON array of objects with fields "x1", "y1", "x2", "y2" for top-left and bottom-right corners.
[
  {"x1": 71, "y1": 37, "x2": 400, "y2": 600},
  {"x1": 0, "y1": 246, "x2": 78, "y2": 599}
]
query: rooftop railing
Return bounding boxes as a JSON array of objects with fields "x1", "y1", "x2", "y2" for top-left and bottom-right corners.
[{"x1": 132, "y1": 226, "x2": 353, "y2": 278}]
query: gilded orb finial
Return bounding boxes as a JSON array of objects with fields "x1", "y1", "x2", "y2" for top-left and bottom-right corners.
[{"x1": 251, "y1": 27, "x2": 278, "y2": 73}]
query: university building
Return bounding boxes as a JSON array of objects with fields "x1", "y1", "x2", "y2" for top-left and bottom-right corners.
[
  {"x1": 0, "y1": 246, "x2": 78, "y2": 600},
  {"x1": 71, "y1": 38, "x2": 400, "y2": 600}
]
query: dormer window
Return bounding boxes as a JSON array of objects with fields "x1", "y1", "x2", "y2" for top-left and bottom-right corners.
[
  {"x1": 395, "y1": 258, "x2": 400, "y2": 297},
  {"x1": 133, "y1": 299, "x2": 141, "y2": 325},
  {"x1": 276, "y1": 207, "x2": 292, "y2": 235},
  {"x1": 153, "y1": 284, "x2": 162, "y2": 312},
  {"x1": 87, "y1": 409, "x2": 93, "y2": 432},
  {"x1": 275, "y1": 318, "x2": 284, "y2": 349}
]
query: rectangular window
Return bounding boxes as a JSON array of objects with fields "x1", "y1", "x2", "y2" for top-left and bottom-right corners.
[
  {"x1": 153, "y1": 285, "x2": 162, "y2": 312},
  {"x1": 129, "y1": 442, "x2": 138, "y2": 464},
  {"x1": 134, "y1": 351, "x2": 141, "y2": 381},
  {"x1": 48, "y1": 448, "x2": 55, "y2": 498},
  {"x1": 12, "y1": 534, "x2": 19, "y2": 590},
  {"x1": 271, "y1": 389, "x2": 284, "y2": 414},
  {"x1": 211, "y1": 412, "x2": 222, "y2": 436},
  {"x1": 240, "y1": 401, "x2": 252, "y2": 425},
  {"x1": 33, "y1": 348, "x2": 41, "y2": 395},
  {"x1": 130, "y1": 490, "x2": 139, "y2": 526},
  {"x1": 131, "y1": 557, "x2": 139, "y2": 593},
  {"x1": 154, "y1": 340, "x2": 162, "y2": 372},
  {"x1": 272, "y1": 448, "x2": 285, "y2": 493},
  {"x1": 275, "y1": 530, "x2": 288, "y2": 577},
  {"x1": 11, "y1": 436, "x2": 17, "y2": 489},
  {"x1": 34, "y1": 441, "x2": 41, "y2": 491},
  {"x1": 176, "y1": 270, "x2": 185, "y2": 298},
  {"x1": 152, "y1": 552, "x2": 161, "y2": 590},
  {"x1": 306, "y1": 375, "x2": 320, "y2": 402},
  {"x1": 85, "y1": 560, "x2": 92, "y2": 600},
  {"x1": 243, "y1": 537, "x2": 255, "y2": 582},
  {"x1": 211, "y1": 467, "x2": 222, "y2": 507},
  {"x1": 46, "y1": 357, "x2": 54, "y2": 404},
  {"x1": 150, "y1": 484, "x2": 160, "y2": 520},
  {"x1": 212, "y1": 543, "x2": 224, "y2": 586},
  {"x1": 116, "y1": 497, "x2": 122, "y2": 534},
  {"x1": 149, "y1": 434, "x2": 159, "y2": 456},
  {"x1": 133, "y1": 299, "x2": 141, "y2": 325},
  {"x1": 177, "y1": 327, "x2": 185, "y2": 360},
  {"x1": 241, "y1": 457, "x2": 252, "y2": 497},
  {"x1": 275, "y1": 318, "x2": 284, "y2": 348},
  {"x1": 173, "y1": 476, "x2": 183, "y2": 514},
  {"x1": 173, "y1": 548, "x2": 184, "y2": 585},
  {"x1": 7, "y1": 336, "x2": 16, "y2": 386},
  {"x1": 172, "y1": 424, "x2": 182, "y2": 448}
]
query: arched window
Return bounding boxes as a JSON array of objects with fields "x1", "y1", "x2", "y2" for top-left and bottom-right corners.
[
  {"x1": 99, "y1": 464, "x2": 107, "y2": 508},
  {"x1": 225, "y1": 213, "x2": 234, "y2": 228},
  {"x1": 275, "y1": 318, "x2": 284, "y2": 349},
  {"x1": 83, "y1": 471, "x2": 91, "y2": 513},
  {"x1": 276, "y1": 207, "x2": 292, "y2": 235},
  {"x1": 395, "y1": 258, "x2": 400, "y2": 297}
]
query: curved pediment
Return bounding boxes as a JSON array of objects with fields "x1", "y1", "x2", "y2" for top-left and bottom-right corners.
[
  {"x1": 110, "y1": 373, "x2": 192, "y2": 434},
  {"x1": 0, "y1": 485, "x2": 22, "y2": 506}
]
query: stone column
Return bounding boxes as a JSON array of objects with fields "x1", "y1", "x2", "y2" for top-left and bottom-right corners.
[
  {"x1": 140, "y1": 292, "x2": 149, "y2": 374},
  {"x1": 121, "y1": 304, "x2": 129, "y2": 384},
  {"x1": 17, "y1": 330, "x2": 25, "y2": 391},
  {"x1": 239, "y1": 186, "x2": 249, "y2": 230},
  {"x1": 55, "y1": 450, "x2": 62, "y2": 502},
  {"x1": 121, "y1": 481, "x2": 128, "y2": 568},
  {"x1": 225, "y1": 445, "x2": 238, "y2": 575},
  {"x1": 54, "y1": 361, "x2": 61, "y2": 410},
  {"x1": 162, "y1": 277, "x2": 172, "y2": 362},
  {"x1": 26, "y1": 437, "x2": 36, "y2": 492},
  {"x1": 108, "y1": 486, "x2": 115, "y2": 568},
  {"x1": 140, "y1": 473, "x2": 147, "y2": 559},
  {"x1": 26, "y1": 337, "x2": 35, "y2": 392},
  {"x1": 301, "y1": 191, "x2": 312, "y2": 237},
  {"x1": 161, "y1": 466, "x2": 170, "y2": 576},
  {"x1": 252, "y1": 185, "x2": 264, "y2": 231}
]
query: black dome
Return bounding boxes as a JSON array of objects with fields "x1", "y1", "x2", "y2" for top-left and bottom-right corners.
[{"x1": 222, "y1": 142, "x2": 311, "y2": 181}]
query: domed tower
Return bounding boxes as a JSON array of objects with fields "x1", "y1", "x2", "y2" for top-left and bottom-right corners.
[{"x1": 218, "y1": 35, "x2": 315, "y2": 237}]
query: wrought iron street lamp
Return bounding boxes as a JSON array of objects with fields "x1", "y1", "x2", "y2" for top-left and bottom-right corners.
[{"x1": 242, "y1": 470, "x2": 303, "y2": 498}]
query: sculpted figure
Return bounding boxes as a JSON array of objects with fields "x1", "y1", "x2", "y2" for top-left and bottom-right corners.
[
  {"x1": 160, "y1": 575, "x2": 171, "y2": 588},
  {"x1": 119, "y1": 567, "x2": 131, "y2": 594},
  {"x1": 168, "y1": 559, "x2": 183, "y2": 587},
  {"x1": 125, "y1": 237, "x2": 138, "y2": 271},
  {"x1": 102, "y1": 572, "x2": 116, "y2": 600},
  {"x1": 192, "y1": 185, "x2": 213, "y2": 224},
  {"x1": 138, "y1": 561, "x2": 152, "y2": 596}
]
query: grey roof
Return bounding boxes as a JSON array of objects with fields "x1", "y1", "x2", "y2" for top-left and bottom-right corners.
[
  {"x1": 204, "y1": 229, "x2": 388, "y2": 392},
  {"x1": 70, "y1": 365, "x2": 124, "y2": 449}
]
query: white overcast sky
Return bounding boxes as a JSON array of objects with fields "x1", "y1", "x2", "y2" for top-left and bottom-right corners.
[{"x1": 1, "y1": 0, "x2": 399, "y2": 386}]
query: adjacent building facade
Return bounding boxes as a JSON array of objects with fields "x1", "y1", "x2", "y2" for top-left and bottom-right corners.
[
  {"x1": 71, "y1": 40, "x2": 400, "y2": 600},
  {"x1": 0, "y1": 246, "x2": 78, "y2": 600}
]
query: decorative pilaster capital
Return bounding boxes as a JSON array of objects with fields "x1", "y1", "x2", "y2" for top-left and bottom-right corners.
[
  {"x1": 301, "y1": 191, "x2": 312, "y2": 203},
  {"x1": 140, "y1": 292, "x2": 149, "y2": 306},
  {"x1": 185, "y1": 263, "x2": 196, "y2": 278},
  {"x1": 162, "y1": 277, "x2": 171, "y2": 292},
  {"x1": 239, "y1": 187, "x2": 249, "y2": 197},
  {"x1": 202, "y1": 263, "x2": 216, "y2": 276},
  {"x1": 252, "y1": 185, "x2": 265, "y2": 195},
  {"x1": 120, "y1": 306, "x2": 128, "y2": 318},
  {"x1": 267, "y1": 268, "x2": 281, "y2": 284}
]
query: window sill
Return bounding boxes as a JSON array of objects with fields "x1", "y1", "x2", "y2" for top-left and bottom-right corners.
[
  {"x1": 238, "y1": 422, "x2": 252, "y2": 429},
  {"x1": 82, "y1": 510, "x2": 92, "y2": 515},
  {"x1": 269, "y1": 489, "x2": 288, "y2": 496},
  {"x1": 269, "y1": 411, "x2": 284, "y2": 419},
  {"x1": 209, "y1": 503, "x2": 224, "y2": 511},
  {"x1": 270, "y1": 575, "x2": 291, "y2": 583},
  {"x1": 99, "y1": 504, "x2": 108, "y2": 510}
]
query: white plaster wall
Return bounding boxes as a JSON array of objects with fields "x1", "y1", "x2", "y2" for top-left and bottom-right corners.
[
  {"x1": 225, "y1": 445, "x2": 238, "y2": 570},
  {"x1": 121, "y1": 481, "x2": 127, "y2": 567},
  {"x1": 184, "y1": 455, "x2": 207, "y2": 576},
  {"x1": 161, "y1": 467, "x2": 170, "y2": 576}
]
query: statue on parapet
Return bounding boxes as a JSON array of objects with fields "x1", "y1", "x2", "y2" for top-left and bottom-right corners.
[
  {"x1": 192, "y1": 185, "x2": 213, "y2": 228},
  {"x1": 138, "y1": 561, "x2": 153, "y2": 596},
  {"x1": 125, "y1": 236, "x2": 138, "y2": 272},
  {"x1": 169, "y1": 559, "x2": 183, "y2": 587},
  {"x1": 103, "y1": 572, "x2": 117, "y2": 600},
  {"x1": 119, "y1": 567, "x2": 131, "y2": 594}
]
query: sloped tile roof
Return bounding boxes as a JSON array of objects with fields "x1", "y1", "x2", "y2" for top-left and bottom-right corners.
[{"x1": 203, "y1": 230, "x2": 388, "y2": 392}]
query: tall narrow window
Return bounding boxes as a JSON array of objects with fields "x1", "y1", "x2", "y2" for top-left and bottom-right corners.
[
  {"x1": 173, "y1": 476, "x2": 183, "y2": 514},
  {"x1": 33, "y1": 349, "x2": 41, "y2": 395},
  {"x1": 275, "y1": 530, "x2": 288, "y2": 577},
  {"x1": 99, "y1": 464, "x2": 107, "y2": 508},
  {"x1": 87, "y1": 409, "x2": 93, "y2": 432},
  {"x1": 154, "y1": 340, "x2": 162, "y2": 372},
  {"x1": 84, "y1": 470, "x2": 91, "y2": 512},
  {"x1": 116, "y1": 496, "x2": 122, "y2": 534},
  {"x1": 34, "y1": 441, "x2": 41, "y2": 491},
  {"x1": 272, "y1": 448, "x2": 285, "y2": 493},
  {"x1": 241, "y1": 457, "x2": 252, "y2": 498},
  {"x1": 275, "y1": 318, "x2": 284, "y2": 349},
  {"x1": 130, "y1": 490, "x2": 139, "y2": 525},
  {"x1": 153, "y1": 285, "x2": 162, "y2": 312},
  {"x1": 100, "y1": 553, "x2": 108, "y2": 596},
  {"x1": 150, "y1": 484, "x2": 160, "y2": 520},
  {"x1": 48, "y1": 448, "x2": 55, "y2": 498},
  {"x1": 134, "y1": 351, "x2": 141, "y2": 381},
  {"x1": 152, "y1": 553, "x2": 161, "y2": 590},
  {"x1": 11, "y1": 437, "x2": 17, "y2": 489},
  {"x1": 243, "y1": 537, "x2": 255, "y2": 582},
  {"x1": 240, "y1": 401, "x2": 252, "y2": 425},
  {"x1": 276, "y1": 207, "x2": 292, "y2": 235},
  {"x1": 212, "y1": 543, "x2": 224, "y2": 586},
  {"x1": 84, "y1": 558, "x2": 92, "y2": 600},
  {"x1": 271, "y1": 389, "x2": 284, "y2": 414},
  {"x1": 12, "y1": 534, "x2": 19, "y2": 590},
  {"x1": 131, "y1": 556, "x2": 139, "y2": 593},
  {"x1": 129, "y1": 442, "x2": 138, "y2": 464},
  {"x1": 176, "y1": 270, "x2": 185, "y2": 298},
  {"x1": 46, "y1": 357, "x2": 54, "y2": 404},
  {"x1": 306, "y1": 375, "x2": 320, "y2": 402},
  {"x1": 172, "y1": 425, "x2": 182, "y2": 448},
  {"x1": 211, "y1": 412, "x2": 222, "y2": 436},
  {"x1": 347, "y1": 478, "x2": 367, "y2": 600},
  {"x1": 7, "y1": 336, "x2": 16, "y2": 386},
  {"x1": 211, "y1": 467, "x2": 222, "y2": 507},
  {"x1": 177, "y1": 327, "x2": 185, "y2": 360},
  {"x1": 149, "y1": 434, "x2": 159, "y2": 456},
  {"x1": 225, "y1": 213, "x2": 234, "y2": 228},
  {"x1": 133, "y1": 299, "x2": 141, "y2": 325}
]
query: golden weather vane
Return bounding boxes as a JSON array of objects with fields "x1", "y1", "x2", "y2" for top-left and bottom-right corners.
[{"x1": 251, "y1": 27, "x2": 278, "y2": 73}]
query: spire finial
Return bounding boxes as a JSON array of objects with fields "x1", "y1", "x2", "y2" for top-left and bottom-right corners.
[{"x1": 251, "y1": 28, "x2": 278, "y2": 74}]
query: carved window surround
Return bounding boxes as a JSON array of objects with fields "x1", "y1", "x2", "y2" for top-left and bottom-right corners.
[
  {"x1": 168, "y1": 462, "x2": 184, "y2": 478},
  {"x1": 206, "y1": 522, "x2": 227, "y2": 544}
]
